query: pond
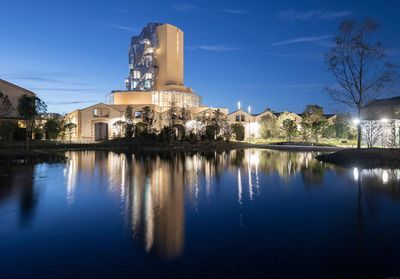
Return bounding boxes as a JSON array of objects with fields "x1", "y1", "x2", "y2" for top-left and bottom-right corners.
[{"x1": 1, "y1": 149, "x2": 400, "y2": 278}]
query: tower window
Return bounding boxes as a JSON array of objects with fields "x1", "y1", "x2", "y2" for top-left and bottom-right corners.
[{"x1": 133, "y1": 71, "x2": 141, "y2": 79}]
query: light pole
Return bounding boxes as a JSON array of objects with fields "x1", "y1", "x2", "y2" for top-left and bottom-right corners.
[{"x1": 248, "y1": 106, "x2": 251, "y2": 141}]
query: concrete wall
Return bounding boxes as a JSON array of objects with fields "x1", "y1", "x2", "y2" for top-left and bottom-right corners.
[{"x1": 156, "y1": 24, "x2": 184, "y2": 89}]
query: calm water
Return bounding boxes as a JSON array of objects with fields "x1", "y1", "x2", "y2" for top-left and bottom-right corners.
[{"x1": 1, "y1": 149, "x2": 400, "y2": 278}]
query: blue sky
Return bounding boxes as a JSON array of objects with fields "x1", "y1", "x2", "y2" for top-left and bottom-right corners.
[{"x1": 1, "y1": 0, "x2": 399, "y2": 114}]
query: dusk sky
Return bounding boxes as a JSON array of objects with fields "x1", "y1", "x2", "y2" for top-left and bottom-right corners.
[{"x1": 1, "y1": 0, "x2": 400, "y2": 114}]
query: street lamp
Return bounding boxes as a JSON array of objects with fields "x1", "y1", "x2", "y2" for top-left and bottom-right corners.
[{"x1": 248, "y1": 106, "x2": 251, "y2": 140}]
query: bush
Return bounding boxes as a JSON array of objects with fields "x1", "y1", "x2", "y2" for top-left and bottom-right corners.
[
  {"x1": 0, "y1": 120, "x2": 18, "y2": 140},
  {"x1": 34, "y1": 127, "x2": 44, "y2": 140},
  {"x1": 187, "y1": 132, "x2": 198, "y2": 143},
  {"x1": 205, "y1": 125, "x2": 217, "y2": 140},
  {"x1": 158, "y1": 126, "x2": 175, "y2": 142}
]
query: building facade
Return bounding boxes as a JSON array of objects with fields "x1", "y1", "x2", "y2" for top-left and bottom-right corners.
[
  {"x1": 0, "y1": 79, "x2": 35, "y2": 119},
  {"x1": 67, "y1": 23, "x2": 226, "y2": 142},
  {"x1": 361, "y1": 96, "x2": 400, "y2": 147}
]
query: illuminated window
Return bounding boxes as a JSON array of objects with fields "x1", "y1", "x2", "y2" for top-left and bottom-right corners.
[
  {"x1": 145, "y1": 72, "x2": 152, "y2": 79},
  {"x1": 93, "y1": 108, "x2": 109, "y2": 117},
  {"x1": 133, "y1": 71, "x2": 141, "y2": 79}
]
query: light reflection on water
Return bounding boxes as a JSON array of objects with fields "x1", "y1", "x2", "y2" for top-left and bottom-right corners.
[
  {"x1": 1, "y1": 149, "x2": 400, "y2": 278},
  {"x1": 60, "y1": 149, "x2": 400, "y2": 260}
]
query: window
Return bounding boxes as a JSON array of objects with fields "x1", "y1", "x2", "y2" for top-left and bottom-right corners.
[
  {"x1": 236, "y1": 115, "x2": 245, "y2": 122},
  {"x1": 93, "y1": 108, "x2": 109, "y2": 117},
  {"x1": 145, "y1": 72, "x2": 152, "y2": 80},
  {"x1": 133, "y1": 71, "x2": 141, "y2": 79},
  {"x1": 144, "y1": 80, "x2": 151, "y2": 88}
]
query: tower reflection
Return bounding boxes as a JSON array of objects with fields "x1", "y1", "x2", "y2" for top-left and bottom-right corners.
[{"x1": 62, "y1": 149, "x2": 400, "y2": 260}]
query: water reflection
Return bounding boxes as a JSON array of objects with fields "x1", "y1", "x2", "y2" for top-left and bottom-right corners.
[
  {"x1": 1, "y1": 149, "x2": 400, "y2": 262},
  {"x1": 0, "y1": 165, "x2": 37, "y2": 228}
]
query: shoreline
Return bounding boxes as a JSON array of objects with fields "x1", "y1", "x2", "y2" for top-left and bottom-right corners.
[
  {"x1": 0, "y1": 140, "x2": 343, "y2": 165},
  {"x1": 316, "y1": 148, "x2": 400, "y2": 169}
]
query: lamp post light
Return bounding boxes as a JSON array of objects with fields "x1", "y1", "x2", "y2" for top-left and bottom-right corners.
[{"x1": 248, "y1": 106, "x2": 251, "y2": 141}]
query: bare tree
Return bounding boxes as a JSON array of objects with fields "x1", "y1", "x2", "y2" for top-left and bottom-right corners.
[
  {"x1": 0, "y1": 90, "x2": 12, "y2": 117},
  {"x1": 361, "y1": 120, "x2": 382, "y2": 148},
  {"x1": 325, "y1": 18, "x2": 397, "y2": 148},
  {"x1": 386, "y1": 120, "x2": 399, "y2": 148}
]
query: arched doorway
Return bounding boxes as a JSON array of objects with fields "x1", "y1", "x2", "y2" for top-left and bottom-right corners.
[{"x1": 94, "y1": 122, "x2": 108, "y2": 141}]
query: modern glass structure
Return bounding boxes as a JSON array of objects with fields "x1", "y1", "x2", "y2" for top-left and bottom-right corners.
[{"x1": 114, "y1": 22, "x2": 201, "y2": 110}]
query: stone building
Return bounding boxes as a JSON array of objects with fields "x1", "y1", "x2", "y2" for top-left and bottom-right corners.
[
  {"x1": 67, "y1": 23, "x2": 226, "y2": 142},
  {"x1": 0, "y1": 79, "x2": 35, "y2": 119}
]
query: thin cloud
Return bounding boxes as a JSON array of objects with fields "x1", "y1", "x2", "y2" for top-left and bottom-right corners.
[
  {"x1": 278, "y1": 9, "x2": 352, "y2": 21},
  {"x1": 46, "y1": 100, "x2": 97, "y2": 105},
  {"x1": 30, "y1": 88, "x2": 98, "y2": 92},
  {"x1": 171, "y1": 4, "x2": 197, "y2": 12},
  {"x1": 188, "y1": 45, "x2": 241, "y2": 51},
  {"x1": 105, "y1": 24, "x2": 138, "y2": 32},
  {"x1": 220, "y1": 9, "x2": 249, "y2": 15},
  {"x1": 233, "y1": 83, "x2": 326, "y2": 91},
  {"x1": 270, "y1": 35, "x2": 332, "y2": 47},
  {"x1": 4, "y1": 72, "x2": 90, "y2": 86}
]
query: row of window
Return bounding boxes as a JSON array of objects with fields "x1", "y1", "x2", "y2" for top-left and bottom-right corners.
[
  {"x1": 93, "y1": 108, "x2": 142, "y2": 119},
  {"x1": 132, "y1": 71, "x2": 152, "y2": 80},
  {"x1": 235, "y1": 115, "x2": 246, "y2": 122}
]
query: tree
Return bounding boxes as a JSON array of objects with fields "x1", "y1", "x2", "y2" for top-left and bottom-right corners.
[
  {"x1": 167, "y1": 100, "x2": 179, "y2": 127},
  {"x1": 282, "y1": 119, "x2": 297, "y2": 141},
  {"x1": 141, "y1": 106, "x2": 156, "y2": 134},
  {"x1": 211, "y1": 109, "x2": 226, "y2": 136},
  {"x1": 113, "y1": 120, "x2": 127, "y2": 138},
  {"x1": 259, "y1": 114, "x2": 278, "y2": 139},
  {"x1": 180, "y1": 105, "x2": 192, "y2": 126},
  {"x1": 63, "y1": 122, "x2": 77, "y2": 141},
  {"x1": 301, "y1": 105, "x2": 325, "y2": 142},
  {"x1": 0, "y1": 90, "x2": 12, "y2": 117},
  {"x1": 231, "y1": 123, "x2": 245, "y2": 141},
  {"x1": 325, "y1": 18, "x2": 398, "y2": 148},
  {"x1": 17, "y1": 95, "x2": 47, "y2": 151},
  {"x1": 386, "y1": 120, "x2": 399, "y2": 148},
  {"x1": 124, "y1": 105, "x2": 135, "y2": 138},
  {"x1": 179, "y1": 105, "x2": 192, "y2": 138},
  {"x1": 361, "y1": 120, "x2": 382, "y2": 147},
  {"x1": 221, "y1": 122, "x2": 232, "y2": 142},
  {"x1": 205, "y1": 125, "x2": 217, "y2": 140},
  {"x1": 334, "y1": 114, "x2": 351, "y2": 139},
  {"x1": 186, "y1": 117, "x2": 205, "y2": 139},
  {"x1": 43, "y1": 116, "x2": 63, "y2": 140}
]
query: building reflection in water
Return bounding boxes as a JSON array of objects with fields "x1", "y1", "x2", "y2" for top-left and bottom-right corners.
[{"x1": 61, "y1": 149, "x2": 400, "y2": 260}]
